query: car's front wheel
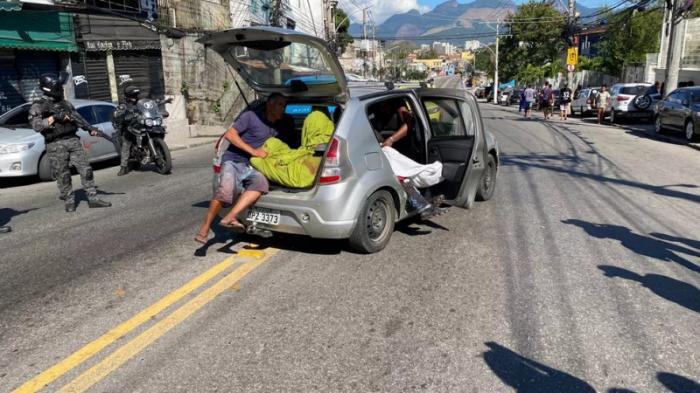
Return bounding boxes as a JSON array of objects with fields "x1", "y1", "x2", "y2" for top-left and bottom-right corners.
[
  {"x1": 610, "y1": 110, "x2": 617, "y2": 124},
  {"x1": 686, "y1": 120, "x2": 697, "y2": 141},
  {"x1": 349, "y1": 190, "x2": 396, "y2": 254},
  {"x1": 476, "y1": 155, "x2": 497, "y2": 201},
  {"x1": 38, "y1": 153, "x2": 53, "y2": 181},
  {"x1": 655, "y1": 116, "x2": 665, "y2": 134}
]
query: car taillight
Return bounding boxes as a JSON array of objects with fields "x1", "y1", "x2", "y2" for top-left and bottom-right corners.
[
  {"x1": 616, "y1": 96, "x2": 628, "y2": 102},
  {"x1": 320, "y1": 137, "x2": 342, "y2": 185}
]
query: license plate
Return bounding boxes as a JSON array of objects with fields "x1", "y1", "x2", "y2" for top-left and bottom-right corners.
[{"x1": 246, "y1": 208, "x2": 280, "y2": 226}]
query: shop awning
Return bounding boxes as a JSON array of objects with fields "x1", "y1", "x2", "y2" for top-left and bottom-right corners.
[
  {"x1": 0, "y1": 1, "x2": 21, "y2": 11},
  {"x1": 0, "y1": 11, "x2": 78, "y2": 51}
]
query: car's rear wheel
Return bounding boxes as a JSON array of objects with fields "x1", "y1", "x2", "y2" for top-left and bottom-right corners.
[
  {"x1": 655, "y1": 116, "x2": 665, "y2": 134},
  {"x1": 476, "y1": 155, "x2": 497, "y2": 201},
  {"x1": 686, "y1": 120, "x2": 697, "y2": 141},
  {"x1": 349, "y1": 190, "x2": 395, "y2": 254},
  {"x1": 38, "y1": 153, "x2": 53, "y2": 181}
]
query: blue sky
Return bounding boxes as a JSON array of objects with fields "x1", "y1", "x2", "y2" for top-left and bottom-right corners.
[{"x1": 417, "y1": 0, "x2": 615, "y2": 8}]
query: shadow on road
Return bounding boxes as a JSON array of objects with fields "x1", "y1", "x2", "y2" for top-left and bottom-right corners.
[
  {"x1": 501, "y1": 155, "x2": 700, "y2": 204},
  {"x1": 657, "y1": 372, "x2": 700, "y2": 392},
  {"x1": 563, "y1": 219, "x2": 700, "y2": 274},
  {"x1": 598, "y1": 265, "x2": 699, "y2": 314},
  {"x1": 0, "y1": 207, "x2": 37, "y2": 226},
  {"x1": 482, "y1": 341, "x2": 595, "y2": 392}
]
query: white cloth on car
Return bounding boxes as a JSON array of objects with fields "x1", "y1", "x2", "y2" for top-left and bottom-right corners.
[{"x1": 381, "y1": 146, "x2": 443, "y2": 188}]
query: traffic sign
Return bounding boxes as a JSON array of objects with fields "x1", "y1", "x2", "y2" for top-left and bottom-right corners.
[
  {"x1": 567, "y1": 47, "x2": 578, "y2": 66},
  {"x1": 567, "y1": 64, "x2": 575, "y2": 72}
]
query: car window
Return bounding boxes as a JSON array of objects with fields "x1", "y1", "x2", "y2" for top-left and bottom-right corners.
[
  {"x1": 677, "y1": 91, "x2": 689, "y2": 106},
  {"x1": 692, "y1": 92, "x2": 700, "y2": 103},
  {"x1": 620, "y1": 85, "x2": 648, "y2": 95},
  {"x1": 458, "y1": 101, "x2": 476, "y2": 137},
  {"x1": 93, "y1": 105, "x2": 115, "y2": 124},
  {"x1": 0, "y1": 105, "x2": 31, "y2": 127},
  {"x1": 422, "y1": 98, "x2": 466, "y2": 138},
  {"x1": 77, "y1": 106, "x2": 97, "y2": 125}
]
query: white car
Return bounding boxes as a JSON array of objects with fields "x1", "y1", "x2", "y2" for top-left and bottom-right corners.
[
  {"x1": 608, "y1": 83, "x2": 661, "y2": 123},
  {"x1": 571, "y1": 87, "x2": 601, "y2": 117},
  {"x1": 0, "y1": 100, "x2": 119, "y2": 180}
]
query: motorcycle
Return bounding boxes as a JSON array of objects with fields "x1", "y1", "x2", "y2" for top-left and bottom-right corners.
[{"x1": 119, "y1": 98, "x2": 172, "y2": 174}]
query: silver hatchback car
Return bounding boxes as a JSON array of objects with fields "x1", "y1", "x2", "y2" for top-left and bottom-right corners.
[{"x1": 200, "y1": 27, "x2": 499, "y2": 253}]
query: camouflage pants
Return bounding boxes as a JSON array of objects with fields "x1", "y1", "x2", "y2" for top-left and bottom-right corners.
[
  {"x1": 119, "y1": 132, "x2": 133, "y2": 168},
  {"x1": 46, "y1": 138, "x2": 97, "y2": 204}
]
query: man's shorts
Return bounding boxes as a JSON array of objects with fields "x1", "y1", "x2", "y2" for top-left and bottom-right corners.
[
  {"x1": 560, "y1": 103, "x2": 570, "y2": 111},
  {"x1": 214, "y1": 160, "x2": 269, "y2": 204},
  {"x1": 541, "y1": 100, "x2": 550, "y2": 110},
  {"x1": 525, "y1": 101, "x2": 533, "y2": 109}
]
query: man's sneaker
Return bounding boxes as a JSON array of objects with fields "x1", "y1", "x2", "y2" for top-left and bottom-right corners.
[
  {"x1": 117, "y1": 166, "x2": 129, "y2": 176},
  {"x1": 88, "y1": 199, "x2": 112, "y2": 208},
  {"x1": 65, "y1": 203, "x2": 76, "y2": 213},
  {"x1": 420, "y1": 205, "x2": 448, "y2": 220}
]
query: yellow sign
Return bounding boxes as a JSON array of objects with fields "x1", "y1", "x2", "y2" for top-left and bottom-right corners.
[{"x1": 567, "y1": 47, "x2": 578, "y2": 66}]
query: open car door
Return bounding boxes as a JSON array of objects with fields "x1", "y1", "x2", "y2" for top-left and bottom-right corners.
[
  {"x1": 197, "y1": 26, "x2": 348, "y2": 102},
  {"x1": 419, "y1": 93, "x2": 486, "y2": 208}
]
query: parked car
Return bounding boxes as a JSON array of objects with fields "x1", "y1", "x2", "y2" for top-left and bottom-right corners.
[
  {"x1": 508, "y1": 89, "x2": 522, "y2": 105},
  {"x1": 608, "y1": 83, "x2": 661, "y2": 123},
  {"x1": 498, "y1": 89, "x2": 521, "y2": 106},
  {"x1": 0, "y1": 100, "x2": 119, "y2": 180},
  {"x1": 653, "y1": 86, "x2": 700, "y2": 141},
  {"x1": 201, "y1": 27, "x2": 499, "y2": 253},
  {"x1": 571, "y1": 87, "x2": 601, "y2": 116}
]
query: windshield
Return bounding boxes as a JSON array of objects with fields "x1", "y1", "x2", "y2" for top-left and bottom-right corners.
[
  {"x1": 620, "y1": 85, "x2": 649, "y2": 95},
  {"x1": 228, "y1": 42, "x2": 336, "y2": 87}
]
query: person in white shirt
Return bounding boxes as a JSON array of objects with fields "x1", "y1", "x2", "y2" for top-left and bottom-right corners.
[{"x1": 524, "y1": 85, "x2": 536, "y2": 119}]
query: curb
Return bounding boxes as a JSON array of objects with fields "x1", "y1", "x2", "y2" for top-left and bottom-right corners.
[
  {"x1": 169, "y1": 138, "x2": 218, "y2": 152},
  {"x1": 609, "y1": 123, "x2": 700, "y2": 152}
]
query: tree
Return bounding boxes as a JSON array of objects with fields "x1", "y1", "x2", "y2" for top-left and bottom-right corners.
[
  {"x1": 498, "y1": 2, "x2": 567, "y2": 81},
  {"x1": 474, "y1": 45, "x2": 495, "y2": 77},
  {"x1": 596, "y1": 4, "x2": 663, "y2": 76},
  {"x1": 334, "y1": 8, "x2": 354, "y2": 54}
]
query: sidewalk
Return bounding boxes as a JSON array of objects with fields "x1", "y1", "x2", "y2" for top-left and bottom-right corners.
[
  {"x1": 167, "y1": 136, "x2": 220, "y2": 152},
  {"x1": 481, "y1": 100, "x2": 700, "y2": 152}
]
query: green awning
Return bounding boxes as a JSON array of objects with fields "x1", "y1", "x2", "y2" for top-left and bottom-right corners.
[
  {"x1": 0, "y1": 1, "x2": 21, "y2": 11},
  {"x1": 0, "y1": 11, "x2": 78, "y2": 51}
]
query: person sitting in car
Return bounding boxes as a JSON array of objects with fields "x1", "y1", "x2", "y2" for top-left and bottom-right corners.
[{"x1": 372, "y1": 99, "x2": 446, "y2": 219}]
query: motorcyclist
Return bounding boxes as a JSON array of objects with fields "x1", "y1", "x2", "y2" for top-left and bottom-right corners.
[
  {"x1": 112, "y1": 84, "x2": 140, "y2": 176},
  {"x1": 28, "y1": 74, "x2": 112, "y2": 212}
]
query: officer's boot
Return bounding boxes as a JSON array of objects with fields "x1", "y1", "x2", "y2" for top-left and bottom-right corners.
[
  {"x1": 88, "y1": 199, "x2": 112, "y2": 208},
  {"x1": 65, "y1": 202, "x2": 76, "y2": 213},
  {"x1": 117, "y1": 166, "x2": 129, "y2": 176}
]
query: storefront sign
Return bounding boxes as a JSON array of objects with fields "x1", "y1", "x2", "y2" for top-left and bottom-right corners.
[{"x1": 84, "y1": 40, "x2": 160, "y2": 51}]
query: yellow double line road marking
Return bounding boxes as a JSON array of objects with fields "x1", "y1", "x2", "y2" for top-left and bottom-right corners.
[{"x1": 13, "y1": 247, "x2": 277, "y2": 393}]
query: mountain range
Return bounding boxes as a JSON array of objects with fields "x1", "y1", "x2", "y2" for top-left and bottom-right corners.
[{"x1": 348, "y1": 0, "x2": 598, "y2": 45}]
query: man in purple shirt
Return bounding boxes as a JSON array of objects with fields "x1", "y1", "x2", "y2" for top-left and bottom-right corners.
[
  {"x1": 541, "y1": 83, "x2": 553, "y2": 120},
  {"x1": 196, "y1": 93, "x2": 287, "y2": 243}
]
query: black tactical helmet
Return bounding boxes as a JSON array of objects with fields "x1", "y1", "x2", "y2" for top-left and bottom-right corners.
[
  {"x1": 39, "y1": 74, "x2": 64, "y2": 99},
  {"x1": 123, "y1": 84, "x2": 141, "y2": 101}
]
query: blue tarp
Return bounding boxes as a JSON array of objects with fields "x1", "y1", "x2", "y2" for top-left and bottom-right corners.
[{"x1": 499, "y1": 80, "x2": 516, "y2": 90}]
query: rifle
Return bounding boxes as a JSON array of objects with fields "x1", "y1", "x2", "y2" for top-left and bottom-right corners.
[{"x1": 51, "y1": 101, "x2": 114, "y2": 143}]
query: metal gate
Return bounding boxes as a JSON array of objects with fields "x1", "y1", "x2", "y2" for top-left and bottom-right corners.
[
  {"x1": 113, "y1": 50, "x2": 165, "y2": 101},
  {"x1": 0, "y1": 50, "x2": 22, "y2": 115},
  {"x1": 84, "y1": 52, "x2": 111, "y2": 102},
  {"x1": 15, "y1": 51, "x2": 60, "y2": 104}
]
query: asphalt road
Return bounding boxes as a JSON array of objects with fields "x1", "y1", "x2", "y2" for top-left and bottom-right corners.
[{"x1": 1, "y1": 104, "x2": 699, "y2": 393}]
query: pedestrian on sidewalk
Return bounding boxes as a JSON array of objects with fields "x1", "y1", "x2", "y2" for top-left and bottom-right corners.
[
  {"x1": 597, "y1": 84, "x2": 611, "y2": 124},
  {"x1": 518, "y1": 89, "x2": 526, "y2": 113},
  {"x1": 559, "y1": 84, "x2": 572, "y2": 121},
  {"x1": 195, "y1": 93, "x2": 288, "y2": 244},
  {"x1": 524, "y1": 84, "x2": 536, "y2": 119},
  {"x1": 541, "y1": 83, "x2": 553, "y2": 120}
]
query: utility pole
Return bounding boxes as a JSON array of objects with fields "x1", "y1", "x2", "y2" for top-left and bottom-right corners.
[
  {"x1": 567, "y1": 0, "x2": 576, "y2": 89},
  {"x1": 494, "y1": 19, "x2": 499, "y2": 104},
  {"x1": 362, "y1": 8, "x2": 367, "y2": 79},
  {"x1": 663, "y1": 0, "x2": 682, "y2": 93}
]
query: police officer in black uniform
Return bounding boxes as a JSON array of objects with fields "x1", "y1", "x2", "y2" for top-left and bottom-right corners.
[
  {"x1": 28, "y1": 74, "x2": 112, "y2": 212},
  {"x1": 113, "y1": 84, "x2": 140, "y2": 176}
]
